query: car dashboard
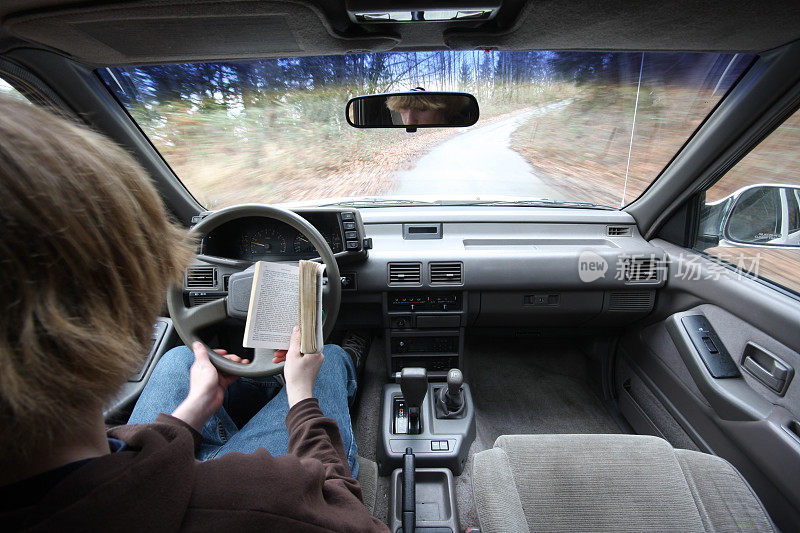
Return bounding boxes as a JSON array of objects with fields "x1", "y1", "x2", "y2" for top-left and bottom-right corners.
[{"x1": 184, "y1": 205, "x2": 667, "y2": 378}]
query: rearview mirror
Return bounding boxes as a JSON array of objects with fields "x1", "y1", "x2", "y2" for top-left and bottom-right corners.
[
  {"x1": 721, "y1": 185, "x2": 800, "y2": 247},
  {"x1": 346, "y1": 91, "x2": 479, "y2": 132}
]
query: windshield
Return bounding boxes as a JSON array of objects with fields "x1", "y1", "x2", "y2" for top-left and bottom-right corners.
[{"x1": 100, "y1": 51, "x2": 752, "y2": 209}]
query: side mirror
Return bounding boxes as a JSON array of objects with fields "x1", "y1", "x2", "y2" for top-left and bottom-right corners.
[
  {"x1": 346, "y1": 91, "x2": 479, "y2": 132},
  {"x1": 722, "y1": 185, "x2": 800, "y2": 247}
]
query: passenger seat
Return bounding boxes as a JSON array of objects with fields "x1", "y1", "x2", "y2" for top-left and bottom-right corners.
[{"x1": 472, "y1": 434, "x2": 775, "y2": 532}]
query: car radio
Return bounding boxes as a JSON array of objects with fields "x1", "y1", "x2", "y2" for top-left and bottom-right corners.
[{"x1": 391, "y1": 336, "x2": 458, "y2": 354}]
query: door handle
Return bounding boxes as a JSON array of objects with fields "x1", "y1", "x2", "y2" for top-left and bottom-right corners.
[{"x1": 742, "y1": 343, "x2": 793, "y2": 395}]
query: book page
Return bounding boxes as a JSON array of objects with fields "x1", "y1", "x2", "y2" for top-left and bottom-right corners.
[{"x1": 243, "y1": 261, "x2": 299, "y2": 350}]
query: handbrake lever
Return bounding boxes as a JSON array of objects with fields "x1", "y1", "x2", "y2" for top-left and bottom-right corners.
[{"x1": 401, "y1": 447, "x2": 415, "y2": 533}]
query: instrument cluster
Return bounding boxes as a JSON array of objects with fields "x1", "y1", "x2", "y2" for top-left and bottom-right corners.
[{"x1": 201, "y1": 214, "x2": 344, "y2": 261}]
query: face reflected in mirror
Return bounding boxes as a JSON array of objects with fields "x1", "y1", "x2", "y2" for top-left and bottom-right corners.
[
  {"x1": 386, "y1": 94, "x2": 460, "y2": 126},
  {"x1": 346, "y1": 91, "x2": 479, "y2": 129}
]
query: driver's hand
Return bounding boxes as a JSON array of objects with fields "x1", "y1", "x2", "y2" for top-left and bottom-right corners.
[
  {"x1": 170, "y1": 343, "x2": 250, "y2": 432},
  {"x1": 274, "y1": 326, "x2": 323, "y2": 408}
]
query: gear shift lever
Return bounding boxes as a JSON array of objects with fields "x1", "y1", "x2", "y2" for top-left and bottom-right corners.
[
  {"x1": 435, "y1": 368, "x2": 466, "y2": 419},
  {"x1": 445, "y1": 369, "x2": 464, "y2": 406},
  {"x1": 399, "y1": 367, "x2": 427, "y2": 435}
]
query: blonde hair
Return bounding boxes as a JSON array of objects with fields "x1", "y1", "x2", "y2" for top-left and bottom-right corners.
[
  {"x1": 386, "y1": 94, "x2": 449, "y2": 112},
  {"x1": 0, "y1": 95, "x2": 194, "y2": 457}
]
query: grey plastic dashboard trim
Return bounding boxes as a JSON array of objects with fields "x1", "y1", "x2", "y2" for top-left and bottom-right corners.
[
  {"x1": 357, "y1": 213, "x2": 664, "y2": 292},
  {"x1": 359, "y1": 206, "x2": 636, "y2": 224}
]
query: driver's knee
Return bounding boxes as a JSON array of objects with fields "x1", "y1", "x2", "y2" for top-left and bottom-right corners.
[
  {"x1": 129, "y1": 345, "x2": 196, "y2": 424},
  {"x1": 151, "y1": 345, "x2": 195, "y2": 379},
  {"x1": 321, "y1": 344, "x2": 354, "y2": 372},
  {"x1": 319, "y1": 344, "x2": 357, "y2": 397}
]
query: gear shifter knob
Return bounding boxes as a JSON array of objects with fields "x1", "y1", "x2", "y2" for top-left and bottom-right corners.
[
  {"x1": 435, "y1": 368, "x2": 466, "y2": 419},
  {"x1": 446, "y1": 368, "x2": 463, "y2": 396}
]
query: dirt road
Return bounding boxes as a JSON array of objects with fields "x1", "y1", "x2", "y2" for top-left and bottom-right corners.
[{"x1": 394, "y1": 100, "x2": 571, "y2": 198}]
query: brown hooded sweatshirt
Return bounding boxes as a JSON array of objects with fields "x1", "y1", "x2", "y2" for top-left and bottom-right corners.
[{"x1": 1, "y1": 398, "x2": 388, "y2": 532}]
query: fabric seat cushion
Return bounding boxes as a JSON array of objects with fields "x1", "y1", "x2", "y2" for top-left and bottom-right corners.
[{"x1": 472, "y1": 433, "x2": 775, "y2": 533}]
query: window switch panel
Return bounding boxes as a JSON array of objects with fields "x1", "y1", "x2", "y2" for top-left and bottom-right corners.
[{"x1": 681, "y1": 315, "x2": 740, "y2": 378}]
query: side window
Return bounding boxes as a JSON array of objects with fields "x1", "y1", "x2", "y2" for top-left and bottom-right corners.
[
  {"x1": 695, "y1": 108, "x2": 800, "y2": 294},
  {"x1": 0, "y1": 77, "x2": 31, "y2": 104}
]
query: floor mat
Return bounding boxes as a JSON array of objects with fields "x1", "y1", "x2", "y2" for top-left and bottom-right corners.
[
  {"x1": 455, "y1": 336, "x2": 623, "y2": 530},
  {"x1": 356, "y1": 455, "x2": 378, "y2": 515},
  {"x1": 351, "y1": 335, "x2": 391, "y2": 524},
  {"x1": 352, "y1": 336, "x2": 386, "y2": 465},
  {"x1": 464, "y1": 336, "x2": 621, "y2": 449}
]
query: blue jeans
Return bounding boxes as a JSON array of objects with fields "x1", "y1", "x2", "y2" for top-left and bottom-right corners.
[{"x1": 129, "y1": 344, "x2": 359, "y2": 477}]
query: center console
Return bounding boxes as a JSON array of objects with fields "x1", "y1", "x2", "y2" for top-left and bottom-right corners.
[
  {"x1": 381, "y1": 291, "x2": 474, "y2": 531},
  {"x1": 378, "y1": 366, "x2": 475, "y2": 532},
  {"x1": 384, "y1": 291, "x2": 466, "y2": 378},
  {"x1": 377, "y1": 368, "x2": 476, "y2": 476}
]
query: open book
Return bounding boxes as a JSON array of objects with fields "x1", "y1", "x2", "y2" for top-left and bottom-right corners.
[{"x1": 243, "y1": 260, "x2": 326, "y2": 354}]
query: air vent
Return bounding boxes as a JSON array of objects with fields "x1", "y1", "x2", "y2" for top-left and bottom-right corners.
[
  {"x1": 607, "y1": 225, "x2": 633, "y2": 237},
  {"x1": 186, "y1": 266, "x2": 217, "y2": 288},
  {"x1": 430, "y1": 262, "x2": 463, "y2": 284},
  {"x1": 388, "y1": 263, "x2": 421, "y2": 285},
  {"x1": 623, "y1": 258, "x2": 662, "y2": 283},
  {"x1": 608, "y1": 291, "x2": 655, "y2": 312}
]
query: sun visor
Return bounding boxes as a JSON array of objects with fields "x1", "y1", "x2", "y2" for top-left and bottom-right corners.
[
  {"x1": 444, "y1": 0, "x2": 800, "y2": 53},
  {"x1": 4, "y1": 0, "x2": 400, "y2": 65}
]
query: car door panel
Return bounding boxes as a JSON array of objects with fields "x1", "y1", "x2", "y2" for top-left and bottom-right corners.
[{"x1": 617, "y1": 240, "x2": 800, "y2": 530}]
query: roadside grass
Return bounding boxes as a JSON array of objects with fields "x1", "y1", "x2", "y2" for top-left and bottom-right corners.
[
  {"x1": 134, "y1": 93, "x2": 447, "y2": 208},
  {"x1": 510, "y1": 84, "x2": 723, "y2": 207},
  {"x1": 129, "y1": 84, "x2": 569, "y2": 208}
]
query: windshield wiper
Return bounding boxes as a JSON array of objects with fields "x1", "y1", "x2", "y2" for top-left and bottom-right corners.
[
  {"x1": 441, "y1": 199, "x2": 616, "y2": 210},
  {"x1": 318, "y1": 198, "x2": 442, "y2": 207}
]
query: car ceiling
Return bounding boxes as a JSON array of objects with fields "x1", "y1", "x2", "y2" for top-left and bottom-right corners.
[{"x1": 0, "y1": 0, "x2": 799, "y2": 66}]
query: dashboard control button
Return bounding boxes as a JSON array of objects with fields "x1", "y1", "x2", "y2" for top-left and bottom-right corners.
[
  {"x1": 341, "y1": 212, "x2": 355, "y2": 221},
  {"x1": 345, "y1": 230, "x2": 358, "y2": 239},
  {"x1": 346, "y1": 241, "x2": 360, "y2": 250},
  {"x1": 391, "y1": 316, "x2": 412, "y2": 328},
  {"x1": 340, "y1": 272, "x2": 357, "y2": 290},
  {"x1": 343, "y1": 221, "x2": 356, "y2": 230}
]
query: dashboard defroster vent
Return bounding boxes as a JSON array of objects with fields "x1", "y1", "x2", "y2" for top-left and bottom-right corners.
[
  {"x1": 623, "y1": 258, "x2": 662, "y2": 283},
  {"x1": 388, "y1": 263, "x2": 421, "y2": 285},
  {"x1": 186, "y1": 266, "x2": 217, "y2": 288},
  {"x1": 608, "y1": 291, "x2": 655, "y2": 312},
  {"x1": 430, "y1": 262, "x2": 463, "y2": 284},
  {"x1": 607, "y1": 225, "x2": 632, "y2": 237}
]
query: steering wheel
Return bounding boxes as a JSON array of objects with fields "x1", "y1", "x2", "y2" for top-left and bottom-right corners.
[{"x1": 167, "y1": 204, "x2": 342, "y2": 377}]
